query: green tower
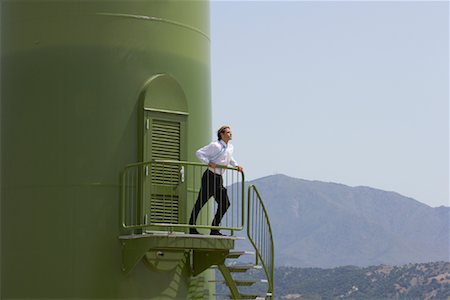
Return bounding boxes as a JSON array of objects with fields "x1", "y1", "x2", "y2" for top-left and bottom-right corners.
[{"x1": 1, "y1": 1, "x2": 274, "y2": 299}]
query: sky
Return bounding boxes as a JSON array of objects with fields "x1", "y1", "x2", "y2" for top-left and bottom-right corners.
[{"x1": 209, "y1": 1, "x2": 449, "y2": 208}]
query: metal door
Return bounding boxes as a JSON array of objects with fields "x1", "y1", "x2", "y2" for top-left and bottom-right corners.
[{"x1": 143, "y1": 111, "x2": 187, "y2": 231}]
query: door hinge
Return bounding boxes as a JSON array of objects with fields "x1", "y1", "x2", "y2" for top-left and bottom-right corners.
[
  {"x1": 145, "y1": 165, "x2": 149, "y2": 176},
  {"x1": 146, "y1": 119, "x2": 150, "y2": 130}
]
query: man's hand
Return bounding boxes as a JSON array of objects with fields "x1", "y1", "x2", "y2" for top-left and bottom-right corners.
[
  {"x1": 236, "y1": 166, "x2": 243, "y2": 173},
  {"x1": 208, "y1": 162, "x2": 217, "y2": 169}
]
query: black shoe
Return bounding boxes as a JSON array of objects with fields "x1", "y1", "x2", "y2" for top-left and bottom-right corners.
[
  {"x1": 210, "y1": 230, "x2": 225, "y2": 236},
  {"x1": 189, "y1": 228, "x2": 201, "y2": 235}
]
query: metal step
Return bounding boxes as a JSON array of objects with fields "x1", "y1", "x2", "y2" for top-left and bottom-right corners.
[
  {"x1": 239, "y1": 293, "x2": 262, "y2": 299},
  {"x1": 227, "y1": 250, "x2": 255, "y2": 259},
  {"x1": 233, "y1": 279, "x2": 259, "y2": 286},
  {"x1": 213, "y1": 293, "x2": 264, "y2": 300},
  {"x1": 227, "y1": 264, "x2": 262, "y2": 273},
  {"x1": 211, "y1": 263, "x2": 262, "y2": 273},
  {"x1": 209, "y1": 279, "x2": 260, "y2": 286}
]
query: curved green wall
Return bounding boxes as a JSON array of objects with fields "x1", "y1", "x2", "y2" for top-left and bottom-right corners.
[{"x1": 1, "y1": 1, "x2": 212, "y2": 298}]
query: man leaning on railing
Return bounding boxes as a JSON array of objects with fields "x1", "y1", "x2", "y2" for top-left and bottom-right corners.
[{"x1": 188, "y1": 125, "x2": 244, "y2": 236}]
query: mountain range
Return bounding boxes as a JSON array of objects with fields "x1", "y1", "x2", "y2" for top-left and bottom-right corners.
[{"x1": 243, "y1": 174, "x2": 449, "y2": 268}]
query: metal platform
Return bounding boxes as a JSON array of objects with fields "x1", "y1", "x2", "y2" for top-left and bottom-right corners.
[
  {"x1": 119, "y1": 231, "x2": 244, "y2": 274},
  {"x1": 119, "y1": 231, "x2": 245, "y2": 241}
]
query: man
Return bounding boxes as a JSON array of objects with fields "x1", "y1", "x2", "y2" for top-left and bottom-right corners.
[{"x1": 188, "y1": 125, "x2": 243, "y2": 236}]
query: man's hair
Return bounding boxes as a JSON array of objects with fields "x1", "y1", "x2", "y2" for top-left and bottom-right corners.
[{"x1": 217, "y1": 125, "x2": 230, "y2": 140}]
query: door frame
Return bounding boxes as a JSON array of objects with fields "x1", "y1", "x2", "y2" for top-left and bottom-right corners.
[{"x1": 137, "y1": 74, "x2": 189, "y2": 232}]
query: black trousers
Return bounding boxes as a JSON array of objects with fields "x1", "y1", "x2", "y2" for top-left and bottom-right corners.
[{"x1": 189, "y1": 169, "x2": 231, "y2": 227}]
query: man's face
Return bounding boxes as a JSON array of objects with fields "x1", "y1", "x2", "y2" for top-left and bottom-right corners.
[{"x1": 221, "y1": 128, "x2": 232, "y2": 143}]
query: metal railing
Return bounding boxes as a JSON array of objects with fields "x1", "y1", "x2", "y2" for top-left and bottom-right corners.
[
  {"x1": 121, "y1": 160, "x2": 245, "y2": 232},
  {"x1": 247, "y1": 184, "x2": 274, "y2": 298}
]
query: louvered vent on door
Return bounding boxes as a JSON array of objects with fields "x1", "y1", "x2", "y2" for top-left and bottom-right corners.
[
  {"x1": 151, "y1": 119, "x2": 180, "y2": 185},
  {"x1": 149, "y1": 119, "x2": 180, "y2": 224},
  {"x1": 149, "y1": 194, "x2": 179, "y2": 224}
]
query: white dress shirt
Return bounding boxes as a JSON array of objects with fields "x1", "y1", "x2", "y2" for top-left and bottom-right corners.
[{"x1": 196, "y1": 140, "x2": 238, "y2": 175}]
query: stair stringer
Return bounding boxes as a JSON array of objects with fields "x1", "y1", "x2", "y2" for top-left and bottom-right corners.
[{"x1": 217, "y1": 263, "x2": 241, "y2": 300}]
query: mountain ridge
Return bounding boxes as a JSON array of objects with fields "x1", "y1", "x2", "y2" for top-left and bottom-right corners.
[{"x1": 244, "y1": 174, "x2": 449, "y2": 268}]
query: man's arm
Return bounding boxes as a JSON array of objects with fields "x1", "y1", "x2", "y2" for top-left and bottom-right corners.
[{"x1": 230, "y1": 157, "x2": 243, "y2": 172}]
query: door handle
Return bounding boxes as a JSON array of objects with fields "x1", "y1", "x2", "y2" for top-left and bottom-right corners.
[{"x1": 180, "y1": 166, "x2": 185, "y2": 183}]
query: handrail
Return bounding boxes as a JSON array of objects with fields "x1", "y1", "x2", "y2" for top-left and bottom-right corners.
[
  {"x1": 247, "y1": 184, "x2": 274, "y2": 299},
  {"x1": 121, "y1": 160, "x2": 245, "y2": 232}
]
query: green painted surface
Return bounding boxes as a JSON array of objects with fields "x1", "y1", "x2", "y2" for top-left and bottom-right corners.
[
  {"x1": 120, "y1": 234, "x2": 235, "y2": 275},
  {"x1": 1, "y1": 0, "x2": 214, "y2": 298},
  {"x1": 141, "y1": 74, "x2": 189, "y2": 114}
]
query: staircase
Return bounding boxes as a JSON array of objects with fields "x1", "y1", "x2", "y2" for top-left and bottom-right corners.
[
  {"x1": 211, "y1": 184, "x2": 274, "y2": 299},
  {"x1": 212, "y1": 249, "x2": 272, "y2": 299}
]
